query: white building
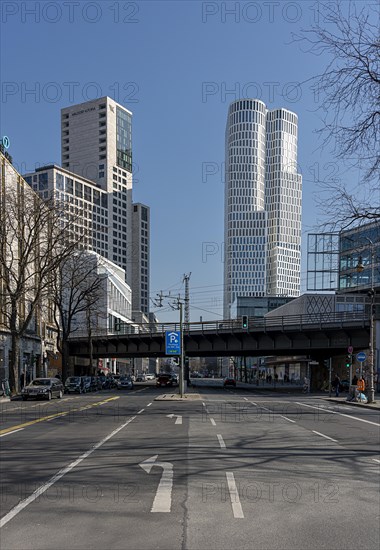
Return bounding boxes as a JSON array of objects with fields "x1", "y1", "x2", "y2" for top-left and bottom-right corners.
[
  {"x1": 224, "y1": 99, "x2": 302, "y2": 318},
  {"x1": 24, "y1": 165, "x2": 109, "y2": 257},
  {"x1": 60, "y1": 97, "x2": 133, "y2": 284}
]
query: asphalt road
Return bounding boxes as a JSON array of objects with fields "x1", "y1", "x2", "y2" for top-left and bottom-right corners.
[{"x1": 0, "y1": 385, "x2": 379, "y2": 550}]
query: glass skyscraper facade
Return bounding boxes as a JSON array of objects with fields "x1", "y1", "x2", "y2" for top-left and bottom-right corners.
[{"x1": 224, "y1": 99, "x2": 302, "y2": 318}]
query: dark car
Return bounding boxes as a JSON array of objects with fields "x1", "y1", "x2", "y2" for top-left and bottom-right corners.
[
  {"x1": 223, "y1": 377, "x2": 236, "y2": 388},
  {"x1": 117, "y1": 376, "x2": 134, "y2": 390},
  {"x1": 156, "y1": 373, "x2": 173, "y2": 387},
  {"x1": 64, "y1": 376, "x2": 84, "y2": 394},
  {"x1": 22, "y1": 378, "x2": 64, "y2": 401}
]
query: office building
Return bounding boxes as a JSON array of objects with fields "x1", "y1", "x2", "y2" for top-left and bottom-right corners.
[
  {"x1": 60, "y1": 97, "x2": 133, "y2": 284},
  {"x1": 224, "y1": 99, "x2": 302, "y2": 318},
  {"x1": 24, "y1": 164, "x2": 109, "y2": 257},
  {"x1": 132, "y1": 203, "x2": 150, "y2": 315}
]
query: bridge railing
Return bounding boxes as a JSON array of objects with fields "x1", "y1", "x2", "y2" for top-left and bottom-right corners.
[{"x1": 68, "y1": 311, "x2": 369, "y2": 340}]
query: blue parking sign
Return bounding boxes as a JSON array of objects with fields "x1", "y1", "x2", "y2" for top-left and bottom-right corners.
[{"x1": 165, "y1": 331, "x2": 181, "y2": 355}]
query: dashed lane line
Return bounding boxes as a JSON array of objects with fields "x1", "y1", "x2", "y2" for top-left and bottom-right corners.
[
  {"x1": 312, "y1": 430, "x2": 338, "y2": 443},
  {"x1": 217, "y1": 434, "x2": 226, "y2": 449},
  {"x1": 226, "y1": 472, "x2": 244, "y2": 519}
]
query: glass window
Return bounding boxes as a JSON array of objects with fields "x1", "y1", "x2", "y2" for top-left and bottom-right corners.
[
  {"x1": 116, "y1": 106, "x2": 132, "y2": 172},
  {"x1": 38, "y1": 172, "x2": 48, "y2": 191}
]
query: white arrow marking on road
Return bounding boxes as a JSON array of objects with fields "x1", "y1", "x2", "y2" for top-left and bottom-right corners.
[
  {"x1": 139, "y1": 455, "x2": 173, "y2": 512},
  {"x1": 166, "y1": 414, "x2": 182, "y2": 425}
]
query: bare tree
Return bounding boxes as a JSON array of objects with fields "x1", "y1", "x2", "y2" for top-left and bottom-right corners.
[
  {"x1": 293, "y1": 1, "x2": 380, "y2": 227},
  {"x1": 52, "y1": 252, "x2": 105, "y2": 381},
  {"x1": 0, "y1": 158, "x2": 82, "y2": 394}
]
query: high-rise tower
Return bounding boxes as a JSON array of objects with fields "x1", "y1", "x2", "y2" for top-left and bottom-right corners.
[
  {"x1": 224, "y1": 99, "x2": 302, "y2": 318},
  {"x1": 60, "y1": 97, "x2": 133, "y2": 283}
]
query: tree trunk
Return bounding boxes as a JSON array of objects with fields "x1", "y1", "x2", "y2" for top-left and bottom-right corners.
[
  {"x1": 9, "y1": 332, "x2": 20, "y2": 395},
  {"x1": 61, "y1": 339, "x2": 70, "y2": 382}
]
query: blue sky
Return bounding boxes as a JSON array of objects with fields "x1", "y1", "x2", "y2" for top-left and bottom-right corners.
[{"x1": 0, "y1": 1, "x2": 365, "y2": 322}]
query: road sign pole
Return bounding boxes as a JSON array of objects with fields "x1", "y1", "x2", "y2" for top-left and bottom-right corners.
[{"x1": 179, "y1": 302, "x2": 184, "y2": 398}]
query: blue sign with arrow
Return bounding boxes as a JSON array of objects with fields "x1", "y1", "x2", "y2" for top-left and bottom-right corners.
[
  {"x1": 165, "y1": 331, "x2": 181, "y2": 355},
  {"x1": 356, "y1": 352, "x2": 366, "y2": 363}
]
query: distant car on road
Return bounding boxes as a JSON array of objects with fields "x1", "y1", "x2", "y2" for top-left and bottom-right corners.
[
  {"x1": 22, "y1": 378, "x2": 64, "y2": 401},
  {"x1": 156, "y1": 373, "x2": 174, "y2": 387},
  {"x1": 117, "y1": 376, "x2": 134, "y2": 390},
  {"x1": 223, "y1": 377, "x2": 236, "y2": 388}
]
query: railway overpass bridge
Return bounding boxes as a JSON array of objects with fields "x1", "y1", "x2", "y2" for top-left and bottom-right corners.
[{"x1": 68, "y1": 312, "x2": 372, "y2": 361}]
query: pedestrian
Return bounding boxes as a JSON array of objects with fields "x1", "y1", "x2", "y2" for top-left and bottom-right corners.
[
  {"x1": 357, "y1": 376, "x2": 365, "y2": 393},
  {"x1": 352, "y1": 374, "x2": 358, "y2": 386},
  {"x1": 333, "y1": 374, "x2": 340, "y2": 397}
]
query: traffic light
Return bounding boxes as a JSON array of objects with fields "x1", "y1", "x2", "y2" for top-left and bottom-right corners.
[
  {"x1": 345, "y1": 354, "x2": 352, "y2": 369},
  {"x1": 242, "y1": 315, "x2": 248, "y2": 329}
]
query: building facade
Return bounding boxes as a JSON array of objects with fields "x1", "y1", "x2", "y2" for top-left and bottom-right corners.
[
  {"x1": 24, "y1": 165, "x2": 109, "y2": 258},
  {"x1": 131, "y1": 203, "x2": 150, "y2": 315},
  {"x1": 0, "y1": 152, "x2": 58, "y2": 385},
  {"x1": 224, "y1": 99, "x2": 302, "y2": 318},
  {"x1": 60, "y1": 97, "x2": 133, "y2": 284}
]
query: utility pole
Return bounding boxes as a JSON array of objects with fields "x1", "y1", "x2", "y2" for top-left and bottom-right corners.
[
  {"x1": 153, "y1": 290, "x2": 186, "y2": 398},
  {"x1": 183, "y1": 273, "x2": 191, "y2": 325}
]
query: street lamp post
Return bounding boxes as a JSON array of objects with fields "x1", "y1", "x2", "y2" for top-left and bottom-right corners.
[{"x1": 356, "y1": 238, "x2": 376, "y2": 403}]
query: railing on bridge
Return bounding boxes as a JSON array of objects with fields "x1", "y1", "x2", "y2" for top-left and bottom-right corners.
[{"x1": 68, "y1": 311, "x2": 370, "y2": 341}]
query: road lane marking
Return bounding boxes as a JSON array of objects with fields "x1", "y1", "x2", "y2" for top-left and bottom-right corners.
[
  {"x1": 0, "y1": 428, "x2": 24, "y2": 438},
  {"x1": 280, "y1": 415, "x2": 296, "y2": 423},
  {"x1": 0, "y1": 414, "x2": 137, "y2": 528},
  {"x1": 0, "y1": 396, "x2": 120, "y2": 436},
  {"x1": 139, "y1": 455, "x2": 173, "y2": 513},
  {"x1": 210, "y1": 418, "x2": 216, "y2": 426},
  {"x1": 217, "y1": 434, "x2": 226, "y2": 449},
  {"x1": 166, "y1": 414, "x2": 182, "y2": 424},
  {"x1": 372, "y1": 459, "x2": 380, "y2": 464},
  {"x1": 296, "y1": 402, "x2": 380, "y2": 427},
  {"x1": 147, "y1": 402, "x2": 152, "y2": 407},
  {"x1": 226, "y1": 472, "x2": 244, "y2": 518},
  {"x1": 137, "y1": 409, "x2": 145, "y2": 414},
  {"x1": 312, "y1": 430, "x2": 338, "y2": 443}
]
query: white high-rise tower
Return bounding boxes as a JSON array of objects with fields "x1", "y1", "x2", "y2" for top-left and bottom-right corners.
[{"x1": 224, "y1": 99, "x2": 302, "y2": 318}]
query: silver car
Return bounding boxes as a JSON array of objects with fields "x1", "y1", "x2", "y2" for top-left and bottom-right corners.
[{"x1": 21, "y1": 378, "x2": 64, "y2": 401}]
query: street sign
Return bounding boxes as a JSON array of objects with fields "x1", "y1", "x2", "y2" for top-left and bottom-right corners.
[
  {"x1": 357, "y1": 352, "x2": 366, "y2": 363},
  {"x1": 348, "y1": 346, "x2": 353, "y2": 354},
  {"x1": 165, "y1": 331, "x2": 181, "y2": 355}
]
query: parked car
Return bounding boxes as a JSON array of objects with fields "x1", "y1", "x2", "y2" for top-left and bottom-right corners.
[
  {"x1": 64, "y1": 376, "x2": 85, "y2": 394},
  {"x1": 117, "y1": 376, "x2": 134, "y2": 390},
  {"x1": 145, "y1": 373, "x2": 155, "y2": 380},
  {"x1": 81, "y1": 376, "x2": 92, "y2": 393},
  {"x1": 135, "y1": 374, "x2": 146, "y2": 382},
  {"x1": 89, "y1": 376, "x2": 99, "y2": 391},
  {"x1": 223, "y1": 377, "x2": 236, "y2": 388},
  {"x1": 22, "y1": 378, "x2": 64, "y2": 401}
]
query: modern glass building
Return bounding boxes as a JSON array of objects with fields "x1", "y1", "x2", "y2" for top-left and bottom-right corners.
[{"x1": 224, "y1": 99, "x2": 302, "y2": 318}]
